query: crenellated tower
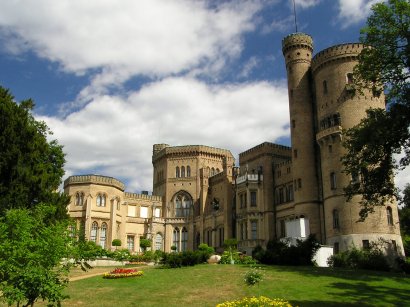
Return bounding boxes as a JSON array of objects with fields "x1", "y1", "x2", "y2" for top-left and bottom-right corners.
[{"x1": 282, "y1": 33, "x2": 322, "y2": 241}]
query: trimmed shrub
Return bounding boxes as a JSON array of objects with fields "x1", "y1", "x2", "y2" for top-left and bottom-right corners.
[{"x1": 253, "y1": 235, "x2": 320, "y2": 266}]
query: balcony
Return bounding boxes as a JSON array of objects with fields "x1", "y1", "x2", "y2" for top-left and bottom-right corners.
[
  {"x1": 316, "y1": 125, "x2": 342, "y2": 144},
  {"x1": 236, "y1": 174, "x2": 263, "y2": 185}
]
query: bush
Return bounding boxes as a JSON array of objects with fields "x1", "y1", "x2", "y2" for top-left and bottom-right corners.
[
  {"x1": 253, "y1": 235, "x2": 320, "y2": 266},
  {"x1": 112, "y1": 239, "x2": 122, "y2": 247},
  {"x1": 111, "y1": 249, "x2": 131, "y2": 262},
  {"x1": 219, "y1": 251, "x2": 257, "y2": 265},
  {"x1": 327, "y1": 245, "x2": 390, "y2": 272},
  {"x1": 160, "y1": 250, "x2": 209, "y2": 268},
  {"x1": 244, "y1": 267, "x2": 263, "y2": 286}
]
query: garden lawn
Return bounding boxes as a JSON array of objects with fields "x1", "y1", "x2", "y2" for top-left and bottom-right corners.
[{"x1": 40, "y1": 264, "x2": 410, "y2": 307}]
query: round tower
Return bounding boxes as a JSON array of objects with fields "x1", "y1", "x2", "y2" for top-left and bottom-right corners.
[
  {"x1": 312, "y1": 44, "x2": 403, "y2": 254},
  {"x1": 282, "y1": 33, "x2": 322, "y2": 241}
]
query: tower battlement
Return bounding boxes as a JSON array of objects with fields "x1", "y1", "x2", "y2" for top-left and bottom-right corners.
[
  {"x1": 312, "y1": 43, "x2": 363, "y2": 73},
  {"x1": 282, "y1": 33, "x2": 313, "y2": 54}
]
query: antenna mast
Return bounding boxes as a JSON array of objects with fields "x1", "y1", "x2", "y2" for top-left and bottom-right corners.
[{"x1": 293, "y1": 0, "x2": 298, "y2": 33}]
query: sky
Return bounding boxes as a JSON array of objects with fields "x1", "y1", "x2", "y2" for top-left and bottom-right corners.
[{"x1": 1, "y1": 0, "x2": 408, "y2": 194}]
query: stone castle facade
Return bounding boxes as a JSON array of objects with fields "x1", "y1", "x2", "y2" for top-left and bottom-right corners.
[{"x1": 64, "y1": 33, "x2": 404, "y2": 256}]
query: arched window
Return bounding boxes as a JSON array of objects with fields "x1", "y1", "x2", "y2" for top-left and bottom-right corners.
[
  {"x1": 181, "y1": 227, "x2": 188, "y2": 251},
  {"x1": 75, "y1": 193, "x2": 81, "y2": 206},
  {"x1": 387, "y1": 206, "x2": 393, "y2": 226},
  {"x1": 181, "y1": 166, "x2": 185, "y2": 177},
  {"x1": 333, "y1": 209, "x2": 339, "y2": 229},
  {"x1": 216, "y1": 168, "x2": 220, "y2": 174},
  {"x1": 96, "y1": 194, "x2": 102, "y2": 206},
  {"x1": 176, "y1": 166, "x2": 180, "y2": 178},
  {"x1": 173, "y1": 227, "x2": 180, "y2": 251},
  {"x1": 174, "y1": 192, "x2": 192, "y2": 217},
  {"x1": 100, "y1": 223, "x2": 107, "y2": 249},
  {"x1": 155, "y1": 233, "x2": 163, "y2": 250},
  {"x1": 90, "y1": 222, "x2": 98, "y2": 242},
  {"x1": 116, "y1": 199, "x2": 120, "y2": 210},
  {"x1": 187, "y1": 166, "x2": 191, "y2": 177},
  {"x1": 101, "y1": 194, "x2": 106, "y2": 207},
  {"x1": 211, "y1": 167, "x2": 215, "y2": 176}
]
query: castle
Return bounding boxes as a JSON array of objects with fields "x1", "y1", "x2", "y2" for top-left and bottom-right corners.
[{"x1": 64, "y1": 33, "x2": 404, "y2": 256}]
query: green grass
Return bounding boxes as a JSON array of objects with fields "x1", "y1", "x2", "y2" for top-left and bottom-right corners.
[{"x1": 47, "y1": 265, "x2": 410, "y2": 306}]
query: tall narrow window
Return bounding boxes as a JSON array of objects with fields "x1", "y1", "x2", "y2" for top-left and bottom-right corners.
[
  {"x1": 211, "y1": 167, "x2": 215, "y2": 176},
  {"x1": 250, "y1": 191, "x2": 257, "y2": 207},
  {"x1": 176, "y1": 166, "x2": 180, "y2": 178},
  {"x1": 187, "y1": 166, "x2": 191, "y2": 177},
  {"x1": 387, "y1": 206, "x2": 393, "y2": 226},
  {"x1": 96, "y1": 194, "x2": 102, "y2": 206},
  {"x1": 219, "y1": 227, "x2": 224, "y2": 247},
  {"x1": 181, "y1": 227, "x2": 188, "y2": 251},
  {"x1": 75, "y1": 193, "x2": 81, "y2": 206},
  {"x1": 100, "y1": 223, "x2": 107, "y2": 249},
  {"x1": 333, "y1": 209, "x2": 339, "y2": 229},
  {"x1": 346, "y1": 72, "x2": 354, "y2": 84},
  {"x1": 288, "y1": 185, "x2": 294, "y2": 201},
  {"x1": 323, "y1": 80, "x2": 328, "y2": 94},
  {"x1": 116, "y1": 199, "x2": 120, "y2": 210},
  {"x1": 90, "y1": 222, "x2": 98, "y2": 242},
  {"x1": 298, "y1": 178, "x2": 302, "y2": 189},
  {"x1": 181, "y1": 166, "x2": 185, "y2": 177},
  {"x1": 174, "y1": 193, "x2": 192, "y2": 217},
  {"x1": 173, "y1": 228, "x2": 180, "y2": 251},
  {"x1": 155, "y1": 233, "x2": 163, "y2": 250},
  {"x1": 334, "y1": 242, "x2": 339, "y2": 254},
  {"x1": 330, "y1": 172, "x2": 337, "y2": 190},
  {"x1": 127, "y1": 235, "x2": 135, "y2": 251},
  {"x1": 251, "y1": 220, "x2": 257, "y2": 240},
  {"x1": 279, "y1": 188, "x2": 284, "y2": 203},
  {"x1": 294, "y1": 149, "x2": 298, "y2": 158},
  {"x1": 280, "y1": 220, "x2": 286, "y2": 238}
]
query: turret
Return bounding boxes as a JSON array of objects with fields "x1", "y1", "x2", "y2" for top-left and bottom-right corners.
[{"x1": 282, "y1": 33, "x2": 322, "y2": 241}]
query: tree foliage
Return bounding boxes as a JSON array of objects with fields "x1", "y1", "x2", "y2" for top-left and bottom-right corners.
[
  {"x1": 0, "y1": 205, "x2": 72, "y2": 306},
  {"x1": 342, "y1": 0, "x2": 410, "y2": 219},
  {"x1": 0, "y1": 86, "x2": 69, "y2": 220}
]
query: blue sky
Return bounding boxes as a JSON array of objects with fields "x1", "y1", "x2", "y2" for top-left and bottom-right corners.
[{"x1": 2, "y1": 0, "x2": 407, "y2": 193}]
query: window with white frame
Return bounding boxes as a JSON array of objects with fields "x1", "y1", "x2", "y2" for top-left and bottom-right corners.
[
  {"x1": 90, "y1": 222, "x2": 98, "y2": 242},
  {"x1": 140, "y1": 206, "x2": 148, "y2": 218},
  {"x1": 100, "y1": 223, "x2": 107, "y2": 249},
  {"x1": 155, "y1": 233, "x2": 163, "y2": 250},
  {"x1": 174, "y1": 192, "x2": 192, "y2": 217},
  {"x1": 128, "y1": 205, "x2": 136, "y2": 217},
  {"x1": 127, "y1": 235, "x2": 135, "y2": 251},
  {"x1": 173, "y1": 227, "x2": 180, "y2": 251}
]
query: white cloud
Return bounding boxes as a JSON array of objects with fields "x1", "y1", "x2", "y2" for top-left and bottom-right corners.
[
  {"x1": 39, "y1": 77, "x2": 290, "y2": 192},
  {"x1": 0, "y1": 0, "x2": 261, "y2": 86},
  {"x1": 295, "y1": 0, "x2": 322, "y2": 9},
  {"x1": 336, "y1": 0, "x2": 381, "y2": 28}
]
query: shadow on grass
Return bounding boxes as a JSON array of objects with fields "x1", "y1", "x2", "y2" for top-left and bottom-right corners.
[{"x1": 263, "y1": 264, "x2": 410, "y2": 283}]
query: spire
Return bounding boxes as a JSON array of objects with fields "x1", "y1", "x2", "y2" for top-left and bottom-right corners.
[{"x1": 293, "y1": 0, "x2": 298, "y2": 33}]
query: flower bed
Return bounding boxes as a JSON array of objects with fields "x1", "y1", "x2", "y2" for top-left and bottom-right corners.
[
  {"x1": 216, "y1": 296, "x2": 292, "y2": 307},
  {"x1": 103, "y1": 268, "x2": 144, "y2": 279}
]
